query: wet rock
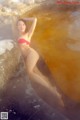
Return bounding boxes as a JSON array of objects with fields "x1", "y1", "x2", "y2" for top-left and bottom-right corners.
[
  {"x1": 0, "y1": 16, "x2": 12, "y2": 26},
  {"x1": 35, "y1": 0, "x2": 46, "y2": 3},
  {"x1": 0, "y1": 0, "x2": 55, "y2": 17},
  {"x1": 0, "y1": 57, "x2": 68, "y2": 120},
  {"x1": 68, "y1": 12, "x2": 80, "y2": 40},
  {"x1": 24, "y1": 0, "x2": 35, "y2": 4},
  {"x1": 0, "y1": 40, "x2": 21, "y2": 89}
]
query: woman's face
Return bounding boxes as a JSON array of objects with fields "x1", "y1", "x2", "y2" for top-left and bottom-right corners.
[{"x1": 17, "y1": 20, "x2": 26, "y2": 34}]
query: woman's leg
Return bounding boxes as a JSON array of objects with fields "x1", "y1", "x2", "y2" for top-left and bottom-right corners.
[
  {"x1": 25, "y1": 48, "x2": 62, "y2": 97},
  {"x1": 25, "y1": 48, "x2": 52, "y2": 89},
  {"x1": 25, "y1": 47, "x2": 64, "y2": 108}
]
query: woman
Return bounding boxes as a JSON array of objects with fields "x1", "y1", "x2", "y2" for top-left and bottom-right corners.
[{"x1": 16, "y1": 17, "x2": 64, "y2": 107}]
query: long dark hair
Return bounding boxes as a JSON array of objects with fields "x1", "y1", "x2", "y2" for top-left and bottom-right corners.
[{"x1": 17, "y1": 19, "x2": 28, "y2": 33}]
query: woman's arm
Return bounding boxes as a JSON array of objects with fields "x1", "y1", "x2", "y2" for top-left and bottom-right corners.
[
  {"x1": 24, "y1": 17, "x2": 36, "y2": 21},
  {"x1": 24, "y1": 17, "x2": 37, "y2": 40}
]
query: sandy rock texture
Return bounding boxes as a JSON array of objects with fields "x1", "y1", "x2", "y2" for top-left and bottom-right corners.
[{"x1": 0, "y1": 40, "x2": 21, "y2": 89}]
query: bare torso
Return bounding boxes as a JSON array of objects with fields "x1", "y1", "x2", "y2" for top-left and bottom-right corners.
[{"x1": 18, "y1": 34, "x2": 31, "y2": 58}]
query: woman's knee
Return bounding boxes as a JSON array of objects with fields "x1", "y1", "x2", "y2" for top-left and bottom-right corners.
[
  {"x1": 27, "y1": 70, "x2": 33, "y2": 78},
  {"x1": 36, "y1": 52, "x2": 39, "y2": 61},
  {"x1": 26, "y1": 67, "x2": 32, "y2": 75}
]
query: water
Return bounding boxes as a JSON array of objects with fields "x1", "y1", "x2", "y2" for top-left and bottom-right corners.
[{"x1": 24, "y1": 6, "x2": 80, "y2": 103}]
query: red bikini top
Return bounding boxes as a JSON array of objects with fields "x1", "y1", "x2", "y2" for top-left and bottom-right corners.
[{"x1": 18, "y1": 38, "x2": 30, "y2": 45}]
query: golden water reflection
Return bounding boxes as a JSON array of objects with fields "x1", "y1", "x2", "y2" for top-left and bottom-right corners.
[{"x1": 24, "y1": 6, "x2": 80, "y2": 102}]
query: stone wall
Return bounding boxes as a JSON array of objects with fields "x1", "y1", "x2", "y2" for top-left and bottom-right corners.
[
  {"x1": 0, "y1": 0, "x2": 55, "y2": 90},
  {"x1": 0, "y1": 0, "x2": 55, "y2": 18},
  {"x1": 0, "y1": 40, "x2": 21, "y2": 89}
]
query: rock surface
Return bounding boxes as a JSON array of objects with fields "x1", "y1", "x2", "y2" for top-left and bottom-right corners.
[
  {"x1": 0, "y1": 40, "x2": 21, "y2": 89},
  {"x1": 0, "y1": 1, "x2": 79, "y2": 120},
  {"x1": 0, "y1": 0, "x2": 55, "y2": 17},
  {"x1": 0, "y1": 56, "x2": 68, "y2": 120},
  {"x1": 0, "y1": 9, "x2": 67, "y2": 119}
]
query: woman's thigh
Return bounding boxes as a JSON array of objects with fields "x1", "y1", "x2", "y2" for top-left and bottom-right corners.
[{"x1": 25, "y1": 47, "x2": 39, "y2": 73}]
